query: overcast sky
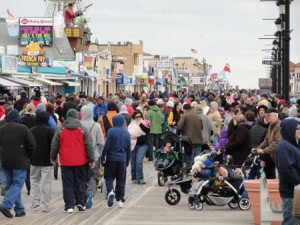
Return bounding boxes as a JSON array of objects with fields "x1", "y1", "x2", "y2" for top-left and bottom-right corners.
[{"x1": 1, "y1": 0, "x2": 300, "y2": 88}]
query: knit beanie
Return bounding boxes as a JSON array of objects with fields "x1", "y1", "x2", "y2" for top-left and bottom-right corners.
[{"x1": 66, "y1": 108, "x2": 78, "y2": 119}]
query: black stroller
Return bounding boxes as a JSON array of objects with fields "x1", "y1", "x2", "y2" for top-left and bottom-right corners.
[{"x1": 154, "y1": 131, "x2": 193, "y2": 187}]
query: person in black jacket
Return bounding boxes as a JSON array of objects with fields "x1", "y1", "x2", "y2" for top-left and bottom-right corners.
[
  {"x1": 0, "y1": 109, "x2": 36, "y2": 218},
  {"x1": 275, "y1": 119, "x2": 300, "y2": 225},
  {"x1": 14, "y1": 92, "x2": 29, "y2": 112},
  {"x1": 30, "y1": 111, "x2": 55, "y2": 212}
]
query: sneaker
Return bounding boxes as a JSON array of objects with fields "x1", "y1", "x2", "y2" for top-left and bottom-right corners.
[
  {"x1": 0, "y1": 206, "x2": 13, "y2": 218},
  {"x1": 132, "y1": 180, "x2": 138, "y2": 184},
  {"x1": 85, "y1": 191, "x2": 93, "y2": 209},
  {"x1": 138, "y1": 180, "x2": 146, "y2": 185},
  {"x1": 76, "y1": 205, "x2": 86, "y2": 211},
  {"x1": 107, "y1": 190, "x2": 115, "y2": 207},
  {"x1": 15, "y1": 211, "x2": 26, "y2": 217},
  {"x1": 30, "y1": 204, "x2": 40, "y2": 209},
  {"x1": 117, "y1": 200, "x2": 124, "y2": 208},
  {"x1": 66, "y1": 208, "x2": 74, "y2": 213}
]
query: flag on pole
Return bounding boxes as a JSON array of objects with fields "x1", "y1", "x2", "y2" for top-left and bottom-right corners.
[
  {"x1": 223, "y1": 63, "x2": 231, "y2": 73},
  {"x1": 191, "y1": 48, "x2": 198, "y2": 54}
]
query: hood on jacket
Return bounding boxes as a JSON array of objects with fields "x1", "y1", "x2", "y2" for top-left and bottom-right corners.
[
  {"x1": 112, "y1": 114, "x2": 125, "y2": 127},
  {"x1": 150, "y1": 105, "x2": 159, "y2": 111},
  {"x1": 238, "y1": 122, "x2": 252, "y2": 130},
  {"x1": 280, "y1": 118, "x2": 299, "y2": 146},
  {"x1": 36, "y1": 103, "x2": 46, "y2": 112},
  {"x1": 6, "y1": 109, "x2": 21, "y2": 123},
  {"x1": 119, "y1": 104, "x2": 129, "y2": 114},
  {"x1": 63, "y1": 117, "x2": 82, "y2": 129},
  {"x1": 66, "y1": 108, "x2": 78, "y2": 119},
  {"x1": 210, "y1": 101, "x2": 218, "y2": 112},
  {"x1": 36, "y1": 111, "x2": 50, "y2": 125},
  {"x1": 81, "y1": 106, "x2": 93, "y2": 121}
]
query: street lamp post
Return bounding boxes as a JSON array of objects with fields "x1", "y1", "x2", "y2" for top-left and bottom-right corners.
[
  {"x1": 274, "y1": 31, "x2": 282, "y2": 96},
  {"x1": 276, "y1": 0, "x2": 292, "y2": 100}
]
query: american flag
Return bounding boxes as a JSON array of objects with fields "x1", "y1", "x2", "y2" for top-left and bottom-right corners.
[{"x1": 191, "y1": 48, "x2": 198, "y2": 54}]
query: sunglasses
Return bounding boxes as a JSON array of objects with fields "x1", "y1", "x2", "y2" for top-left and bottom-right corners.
[{"x1": 135, "y1": 115, "x2": 142, "y2": 119}]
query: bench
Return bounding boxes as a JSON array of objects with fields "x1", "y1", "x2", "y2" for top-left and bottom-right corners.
[{"x1": 260, "y1": 173, "x2": 283, "y2": 225}]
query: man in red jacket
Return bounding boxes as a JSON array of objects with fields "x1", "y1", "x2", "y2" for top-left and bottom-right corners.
[
  {"x1": 64, "y1": 2, "x2": 83, "y2": 27},
  {"x1": 50, "y1": 109, "x2": 95, "y2": 213}
]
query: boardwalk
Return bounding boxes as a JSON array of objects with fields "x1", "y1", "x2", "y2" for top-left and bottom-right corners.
[{"x1": 0, "y1": 161, "x2": 254, "y2": 225}]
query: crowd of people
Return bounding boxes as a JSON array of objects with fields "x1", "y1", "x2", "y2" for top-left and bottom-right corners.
[{"x1": 0, "y1": 88, "x2": 299, "y2": 224}]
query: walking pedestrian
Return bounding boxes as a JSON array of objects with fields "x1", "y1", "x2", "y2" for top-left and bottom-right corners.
[
  {"x1": 101, "y1": 115, "x2": 131, "y2": 208},
  {"x1": 0, "y1": 109, "x2": 36, "y2": 218}
]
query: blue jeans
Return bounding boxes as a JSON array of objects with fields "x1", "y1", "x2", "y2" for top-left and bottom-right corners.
[
  {"x1": 282, "y1": 197, "x2": 299, "y2": 225},
  {"x1": 213, "y1": 134, "x2": 219, "y2": 146},
  {"x1": 1, "y1": 169, "x2": 26, "y2": 213},
  {"x1": 186, "y1": 145, "x2": 202, "y2": 169},
  {"x1": 147, "y1": 134, "x2": 161, "y2": 161},
  {"x1": 0, "y1": 160, "x2": 6, "y2": 185},
  {"x1": 131, "y1": 145, "x2": 148, "y2": 181}
]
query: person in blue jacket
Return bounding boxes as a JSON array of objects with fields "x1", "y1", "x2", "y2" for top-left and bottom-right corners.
[
  {"x1": 101, "y1": 115, "x2": 130, "y2": 208},
  {"x1": 93, "y1": 97, "x2": 107, "y2": 122},
  {"x1": 275, "y1": 118, "x2": 300, "y2": 225}
]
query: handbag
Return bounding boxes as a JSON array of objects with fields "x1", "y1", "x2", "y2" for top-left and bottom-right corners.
[{"x1": 293, "y1": 184, "x2": 300, "y2": 219}]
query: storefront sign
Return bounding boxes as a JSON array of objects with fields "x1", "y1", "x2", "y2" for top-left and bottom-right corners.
[
  {"x1": 116, "y1": 73, "x2": 124, "y2": 84},
  {"x1": 21, "y1": 42, "x2": 46, "y2": 67},
  {"x1": 19, "y1": 17, "x2": 53, "y2": 46}
]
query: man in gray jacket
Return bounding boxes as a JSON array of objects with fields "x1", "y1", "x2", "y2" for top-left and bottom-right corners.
[{"x1": 195, "y1": 105, "x2": 212, "y2": 147}]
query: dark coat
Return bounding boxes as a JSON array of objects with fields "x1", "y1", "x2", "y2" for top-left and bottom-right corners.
[
  {"x1": 0, "y1": 109, "x2": 36, "y2": 169},
  {"x1": 275, "y1": 119, "x2": 300, "y2": 198},
  {"x1": 30, "y1": 112, "x2": 55, "y2": 166},
  {"x1": 63, "y1": 99, "x2": 77, "y2": 119},
  {"x1": 225, "y1": 122, "x2": 252, "y2": 166},
  {"x1": 250, "y1": 116, "x2": 267, "y2": 148},
  {"x1": 21, "y1": 112, "x2": 36, "y2": 129},
  {"x1": 14, "y1": 97, "x2": 29, "y2": 112}
]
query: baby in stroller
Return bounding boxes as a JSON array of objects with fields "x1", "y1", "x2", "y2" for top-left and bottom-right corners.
[
  {"x1": 188, "y1": 151, "x2": 219, "y2": 196},
  {"x1": 155, "y1": 140, "x2": 179, "y2": 169}
]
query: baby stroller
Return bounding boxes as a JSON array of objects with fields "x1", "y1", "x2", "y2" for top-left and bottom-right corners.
[
  {"x1": 187, "y1": 153, "x2": 251, "y2": 211},
  {"x1": 155, "y1": 131, "x2": 193, "y2": 187},
  {"x1": 164, "y1": 149, "x2": 219, "y2": 206}
]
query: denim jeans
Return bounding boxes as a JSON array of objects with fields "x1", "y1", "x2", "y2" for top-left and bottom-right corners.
[
  {"x1": 1, "y1": 169, "x2": 27, "y2": 214},
  {"x1": 131, "y1": 145, "x2": 148, "y2": 181},
  {"x1": 282, "y1": 197, "x2": 299, "y2": 225},
  {"x1": 213, "y1": 134, "x2": 220, "y2": 146},
  {"x1": 0, "y1": 160, "x2": 6, "y2": 185},
  {"x1": 185, "y1": 145, "x2": 202, "y2": 169},
  {"x1": 147, "y1": 134, "x2": 161, "y2": 160}
]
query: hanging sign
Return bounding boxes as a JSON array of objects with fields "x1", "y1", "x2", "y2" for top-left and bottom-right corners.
[
  {"x1": 19, "y1": 17, "x2": 53, "y2": 46},
  {"x1": 21, "y1": 42, "x2": 46, "y2": 67}
]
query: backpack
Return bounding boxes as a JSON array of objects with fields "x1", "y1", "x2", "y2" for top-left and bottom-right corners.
[{"x1": 102, "y1": 115, "x2": 112, "y2": 133}]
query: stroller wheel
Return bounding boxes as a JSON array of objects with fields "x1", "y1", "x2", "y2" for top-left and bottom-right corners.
[
  {"x1": 188, "y1": 202, "x2": 195, "y2": 210},
  {"x1": 165, "y1": 189, "x2": 181, "y2": 205},
  {"x1": 238, "y1": 197, "x2": 251, "y2": 211},
  {"x1": 158, "y1": 173, "x2": 167, "y2": 186},
  {"x1": 194, "y1": 202, "x2": 203, "y2": 211},
  {"x1": 228, "y1": 201, "x2": 239, "y2": 209}
]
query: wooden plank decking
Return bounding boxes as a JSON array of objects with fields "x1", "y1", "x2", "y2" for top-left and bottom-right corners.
[{"x1": 0, "y1": 161, "x2": 254, "y2": 225}]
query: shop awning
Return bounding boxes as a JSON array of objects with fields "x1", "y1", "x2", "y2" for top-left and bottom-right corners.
[
  {"x1": 62, "y1": 80, "x2": 80, "y2": 87},
  {"x1": 32, "y1": 77, "x2": 63, "y2": 86},
  {"x1": 0, "y1": 77, "x2": 22, "y2": 87},
  {"x1": 3, "y1": 76, "x2": 42, "y2": 87}
]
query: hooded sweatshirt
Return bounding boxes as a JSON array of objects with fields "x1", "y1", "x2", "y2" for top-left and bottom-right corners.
[
  {"x1": 30, "y1": 111, "x2": 55, "y2": 166},
  {"x1": 275, "y1": 118, "x2": 300, "y2": 198},
  {"x1": 36, "y1": 103, "x2": 57, "y2": 131},
  {"x1": 81, "y1": 106, "x2": 105, "y2": 159},
  {"x1": 101, "y1": 115, "x2": 131, "y2": 165},
  {"x1": 50, "y1": 109, "x2": 94, "y2": 166},
  {"x1": 0, "y1": 109, "x2": 36, "y2": 169},
  {"x1": 145, "y1": 105, "x2": 164, "y2": 134}
]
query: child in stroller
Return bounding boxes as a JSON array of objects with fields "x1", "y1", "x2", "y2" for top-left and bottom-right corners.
[
  {"x1": 154, "y1": 140, "x2": 179, "y2": 169},
  {"x1": 187, "y1": 153, "x2": 250, "y2": 211}
]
